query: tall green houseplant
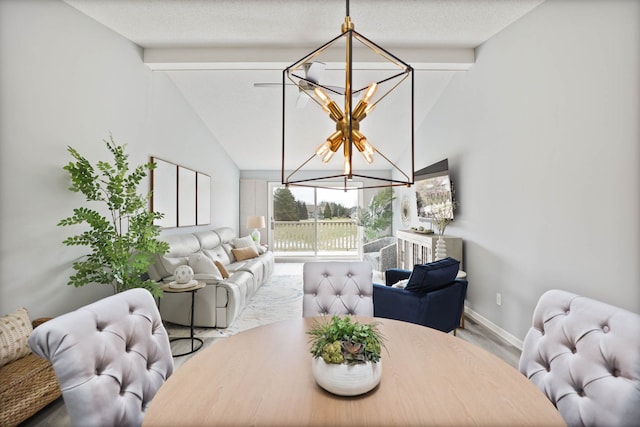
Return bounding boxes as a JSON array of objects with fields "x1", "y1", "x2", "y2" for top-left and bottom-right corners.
[{"x1": 58, "y1": 136, "x2": 169, "y2": 298}]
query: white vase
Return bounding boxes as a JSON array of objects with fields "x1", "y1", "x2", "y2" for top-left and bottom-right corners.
[
  {"x1": 311, "y1": 358, "x2": 382, "y2": 396},
  {"x1": 435, "y1": 235, "x2": 447, "y2": 260}
]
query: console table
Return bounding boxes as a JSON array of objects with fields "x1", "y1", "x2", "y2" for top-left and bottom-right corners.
[{"x1": 396, "y1": 229, "x2": 463, "y2": 269}]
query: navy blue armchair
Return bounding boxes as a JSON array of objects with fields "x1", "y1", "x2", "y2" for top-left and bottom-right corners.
[{"x1": 373, "y1": 258, "x2": 468, "y2": 334}]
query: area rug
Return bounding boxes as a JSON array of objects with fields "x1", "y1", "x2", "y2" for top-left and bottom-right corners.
[{"x1": 165, "y1": 272, "x2": 304, "y2": 339}]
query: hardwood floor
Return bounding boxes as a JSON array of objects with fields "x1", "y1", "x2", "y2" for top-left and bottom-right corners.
[{"x1": 456, "y1": 316, "x2": 521, "y2": 369}]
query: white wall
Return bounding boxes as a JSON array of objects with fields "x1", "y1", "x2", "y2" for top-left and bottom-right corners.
[
  {"x1": 0, "y1": 0, "x2": 239, "y2": 318},
  {"x1": 412, "y1": 0, "x2": 639, "y2": 340}
]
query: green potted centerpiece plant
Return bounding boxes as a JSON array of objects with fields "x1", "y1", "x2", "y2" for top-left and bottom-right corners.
[
  {"x1": 307, "y1": 316, "x2": 386, "y2": 396},
  {"x1": 58, "y1": 135, "x2": 169, "y2": 298}
]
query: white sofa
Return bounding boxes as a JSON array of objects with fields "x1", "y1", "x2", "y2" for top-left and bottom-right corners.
[{"x1": 147, "y1": 227, "x2": 275, "y2": 328}]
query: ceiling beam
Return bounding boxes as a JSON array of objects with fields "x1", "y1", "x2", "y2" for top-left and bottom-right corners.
[{"x1": 143, "y1": 46, "x2": 475, "y2": 71}]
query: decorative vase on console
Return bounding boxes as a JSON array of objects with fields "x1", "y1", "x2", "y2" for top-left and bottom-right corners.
[
  {"x1": 427, "y1": 194, "x2": 458, "y2": 261},
  {"x1": 432, "y1": 209, "x2": 453, "y2": 261},
  {"x1": 435, "y1": 233, "x2": 447, "y2": 261}
]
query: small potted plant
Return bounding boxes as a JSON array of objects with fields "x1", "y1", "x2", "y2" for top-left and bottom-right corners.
[{"x1": 307, "y1": 316, "x2": 386, "y2": 396}]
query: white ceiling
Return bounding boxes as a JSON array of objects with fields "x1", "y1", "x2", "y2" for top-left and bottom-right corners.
[{"x1": 63, "y1": 0, "x2": 544, "y2": 171}]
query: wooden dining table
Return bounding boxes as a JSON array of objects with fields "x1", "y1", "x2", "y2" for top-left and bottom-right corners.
[{"x1": 144, "y1": 317, "x2": 565, "y2": 426}]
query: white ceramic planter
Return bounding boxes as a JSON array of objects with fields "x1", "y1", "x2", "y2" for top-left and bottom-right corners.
[{"x1": 311, "y1": 358, "x2": 382, "y2": 396}]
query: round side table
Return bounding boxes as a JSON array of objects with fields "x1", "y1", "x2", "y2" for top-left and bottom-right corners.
[{"x1": 161, "y1": 281, "x2": 206, "y2": 357}]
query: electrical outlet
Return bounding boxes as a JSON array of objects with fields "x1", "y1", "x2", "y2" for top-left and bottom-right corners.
[{"x1": 496, "y1": 292, "x2": 502, "y2": 306}]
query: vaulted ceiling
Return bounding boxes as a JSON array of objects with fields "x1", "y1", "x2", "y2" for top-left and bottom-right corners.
[{"x1": 63, "y1": 0, "x2": 544, "y2": 170}]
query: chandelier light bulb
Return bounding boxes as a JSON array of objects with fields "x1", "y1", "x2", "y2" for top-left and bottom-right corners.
[
  {"x1": 360, "y1": 139, "x2": 375, "y2": 163},
  {"x1": 315, "y1": 140, "x2": 332, "y2": 157},
  {"x1": 344, "y1": 156, "x2": 351, "y2": 175},
  {"x1": 314, "y1": 87, "x2": 330, "y2": 105},
  {"x1": 352, "y1": 83, "x2": 378, "y2": 122},
  {"x1": 323, "y1": 149, "x2": 337, "y2": 163},
  {"x1": 362, "y1": 139, "x2": 375, "y2": 155},
  {"x1": 362, "y1": 150, "x2": 374, "y2": 164},
  {"x1": 362, "y1": 82, "x2": 378, "y2": 103}
]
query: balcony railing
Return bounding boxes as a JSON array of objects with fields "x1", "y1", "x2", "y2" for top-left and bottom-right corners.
[{"x1": 272, "y1": 220, "x2": 359, "y2": 253}]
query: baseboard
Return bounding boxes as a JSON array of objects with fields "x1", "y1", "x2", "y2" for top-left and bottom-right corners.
[{"x1": 464, "y1": 306, "x2": 524, "y2": 350}]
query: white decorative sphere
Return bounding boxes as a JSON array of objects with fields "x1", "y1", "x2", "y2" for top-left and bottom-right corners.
[{"x1": 174, "y1": 265, "x2": 194, "y2": 284}]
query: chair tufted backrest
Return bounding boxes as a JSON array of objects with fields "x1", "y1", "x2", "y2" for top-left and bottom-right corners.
[
  {"x1": 28, "y1": 288, "x2": 173, "y2": 427},
  {"x1": 302, "y1": 262, "x2": 373, "y2": 317},
  {"x1": 519, "y1": 289, "x2": 640, "y2": 427}
]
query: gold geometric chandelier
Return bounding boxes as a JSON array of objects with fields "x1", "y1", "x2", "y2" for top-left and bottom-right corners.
[{"x1": 282, "y1": 0, "x2": 414, "y2": 191}]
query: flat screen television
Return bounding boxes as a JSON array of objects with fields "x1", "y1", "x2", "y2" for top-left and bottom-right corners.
[{"x1": 414, "y1": 159, "x2": 455, "y2": 222}]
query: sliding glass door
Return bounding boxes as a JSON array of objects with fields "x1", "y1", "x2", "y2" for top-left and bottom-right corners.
[{"x1": 268, "y1": 182, "x2": 361, "y2": 258}]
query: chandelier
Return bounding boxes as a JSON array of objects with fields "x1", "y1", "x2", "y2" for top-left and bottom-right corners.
[{"x1": 281, "y1": 0, "x2": 414, "y2": 191}]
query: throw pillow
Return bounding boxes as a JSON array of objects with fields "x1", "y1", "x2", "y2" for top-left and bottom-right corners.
[
  {"x1": 0, "y1": 308, "x2": 33, "y2": 368},
  {"x1": 231, "y1": 246, "x2": 259, "y2": 261},
  {"x1": 392, "y1": 279, "x2": 410, "y2": 289},
  {"x1": 214, "y1": 260, "x2": 230, "y2": 279},
  {"x1": 188, "y1": 252, "x2": 223, "y2": 280},
  {"x1": 233, "y1": 235, "x2": 257, "y2": 250},
  {"x1": 405, "y1": 257, "x2": 460, "y2": 293},
  {"x1": 222, "y1": 243, "x2": 236, "y2": 263}
]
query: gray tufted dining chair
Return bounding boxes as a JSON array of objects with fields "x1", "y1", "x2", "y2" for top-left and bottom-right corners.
[
  {"x1": 519, "y1": 289, "x2": 640, "y2": 427},
  {"x1": 28, "y1": 288, "x2": 173, "y2": 427},
  {"x1": 302, "y1": 261, "x2": 374, "y2": 317}
]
